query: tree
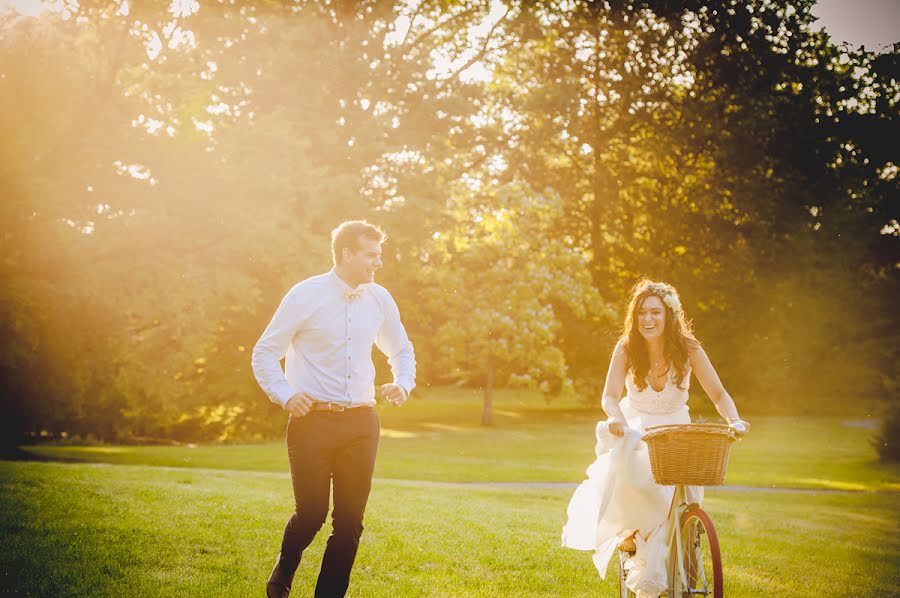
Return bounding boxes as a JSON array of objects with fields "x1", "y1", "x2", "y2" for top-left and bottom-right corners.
[
  {"x1": 0, "y1": 0, "x2": 503, "y2": 441},
  {"x1": 435, "y1": 0, "x2": 899, "y2": 405},
  {"x1": 1, "y1": 1, "x2": 895, "y2": 442},
  {"x1": 418, "y1": 182, "x2": 614, "y2": 424}
]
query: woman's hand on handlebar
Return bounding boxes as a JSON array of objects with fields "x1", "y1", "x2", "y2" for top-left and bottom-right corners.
[{"x1": 728, "y1": 418, "x2": 750, "y2": 436}]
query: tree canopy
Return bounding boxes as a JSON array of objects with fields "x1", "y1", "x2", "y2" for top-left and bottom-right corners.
[{"x1": 1, "y1": 0, "x2": 896, "y2": 443}]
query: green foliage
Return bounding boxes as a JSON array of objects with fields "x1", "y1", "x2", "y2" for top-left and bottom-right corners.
[
  {"x1": 0, "y1": 1, "x2": 896, "y2": 441},
  {"x1": 417, "y1": 183, "x2": 614, "y2": 397},
  {"x1": 0, "y1": 1, "x2": 493, "y2": 441},
  {"x1": 482, "y1": 1, "x2": 899, "y2": 404}
]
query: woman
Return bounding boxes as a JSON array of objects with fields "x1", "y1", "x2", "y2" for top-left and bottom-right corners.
[{"x1": 561, "y1": 280, "x2": 747, "y2": 597}]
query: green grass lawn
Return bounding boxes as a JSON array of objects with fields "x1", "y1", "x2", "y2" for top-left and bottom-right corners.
[
  {"x1": 21, "y1": 389, "x2": 900, "y2": 491},
  {"x1": 4, "y1": 389, "x2": 899, "y2": 596},
  {"x1": 1, "y1": 461, "x2": 897, "y2": 597}
]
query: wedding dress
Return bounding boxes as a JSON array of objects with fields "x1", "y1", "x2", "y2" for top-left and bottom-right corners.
[{"x1": 561, "y1": 367, "x2": 702, "y2": 598}]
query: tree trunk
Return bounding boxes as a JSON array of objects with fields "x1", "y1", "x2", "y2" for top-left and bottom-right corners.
[{"x1": 482, "y1": 354, "x2": 494, "y2": 426}]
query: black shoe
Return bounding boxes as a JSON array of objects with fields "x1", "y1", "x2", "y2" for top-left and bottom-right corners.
[{"x1": 266, "y1": 555, "x2": 295, "y2": 598}]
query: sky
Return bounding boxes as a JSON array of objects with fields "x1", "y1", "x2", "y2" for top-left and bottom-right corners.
[{"x1": 811, "y1": 0, "x2": 899, "y2": 51}]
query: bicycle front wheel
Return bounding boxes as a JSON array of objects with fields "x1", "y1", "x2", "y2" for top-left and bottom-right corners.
[{"x1": 669, "y1": 504, "x2": 723, "y2": 598}]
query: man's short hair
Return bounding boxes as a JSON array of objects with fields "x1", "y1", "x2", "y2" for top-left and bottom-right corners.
[{"x1": 331, "y1": 221, "x2": 387, "y2": 265}]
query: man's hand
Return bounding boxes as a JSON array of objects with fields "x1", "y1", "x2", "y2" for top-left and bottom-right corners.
[
  {"x1": 380, "y1": 383, "x2": 408, "y2": 406},
  {"x1": 608, "y1": 419, "x2": 626, "y2": 437},
  {"x1": 284, "y1": 392, "x2": 315, "y2": 417}
]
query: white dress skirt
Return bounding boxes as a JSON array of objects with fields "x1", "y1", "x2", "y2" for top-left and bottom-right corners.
[{"x1": 561, "y1": 369, "x2": 702, "y2": 598}]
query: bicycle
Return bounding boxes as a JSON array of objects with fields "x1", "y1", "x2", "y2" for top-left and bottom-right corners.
[{"x1": 617, "y1": 423, "x2": 743, "y2": 598}]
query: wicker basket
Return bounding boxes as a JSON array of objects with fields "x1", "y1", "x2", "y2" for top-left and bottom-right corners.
[{"x1": 643, "y1": 423, "x2": 737, "y2": 486}]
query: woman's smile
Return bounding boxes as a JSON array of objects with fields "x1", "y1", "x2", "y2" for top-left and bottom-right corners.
[{"x1": 638, "y1": 296, "x2": 666, "y2": 339}]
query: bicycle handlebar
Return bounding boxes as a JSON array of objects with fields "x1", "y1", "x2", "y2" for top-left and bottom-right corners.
[{"x1": 727, "y1": 419, "x2": 750, "y2": 436}]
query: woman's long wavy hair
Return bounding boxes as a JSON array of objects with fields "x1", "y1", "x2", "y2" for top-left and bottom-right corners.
[{"x1": 619, "y1": 280, "x2": 699, "y2": 390}]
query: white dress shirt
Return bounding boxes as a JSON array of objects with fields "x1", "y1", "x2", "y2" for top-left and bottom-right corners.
[{"x1": 252, "y1": 269, "x2": 416, "y2": 408}]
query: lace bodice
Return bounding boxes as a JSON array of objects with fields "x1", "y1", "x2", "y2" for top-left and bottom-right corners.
[{"x1": 624, "y1": 367, "x2": 691, "y2": 415}]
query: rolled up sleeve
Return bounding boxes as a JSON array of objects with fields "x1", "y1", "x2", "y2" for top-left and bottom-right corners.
[
  {"x1": 251, "y1": 287, "x2": 306, "y2": 407},
  {"x1": 375, "y1": 291, "x2": 416, "y2": 396}
]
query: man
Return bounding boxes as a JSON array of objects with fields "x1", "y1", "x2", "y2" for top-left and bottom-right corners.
[{"x1": 252, "y1": 221, "x2": 415, "y2": 598}]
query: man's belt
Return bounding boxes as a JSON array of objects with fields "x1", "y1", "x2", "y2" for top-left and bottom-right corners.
[{"x1": 308, "y1": 401, "x2": 373, "y2": 413}]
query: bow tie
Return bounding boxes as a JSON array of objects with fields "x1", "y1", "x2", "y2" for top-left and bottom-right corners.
[{"x1": 343, "y1": 288, "x2": 363, "y2": 303}]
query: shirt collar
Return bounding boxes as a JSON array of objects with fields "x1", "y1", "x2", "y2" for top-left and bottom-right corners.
[{"x1": 328, "y1": 268, "x2": 368, "y2": 293}]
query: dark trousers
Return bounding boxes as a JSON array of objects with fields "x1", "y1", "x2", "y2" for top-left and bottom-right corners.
[{"x1": 276, "y1": 406, "x2": 380, "y2": 598}]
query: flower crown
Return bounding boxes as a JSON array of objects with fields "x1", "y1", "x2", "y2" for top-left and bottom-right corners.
[{"x1": 646, "y1": 282, "x2": 682, "y2": 314}]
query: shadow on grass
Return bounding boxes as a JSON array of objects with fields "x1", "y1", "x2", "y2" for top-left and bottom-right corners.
[
  {"x1": 1, "y1": 445, "x2": 82, "y2": 463},
  {"x1": 1, "y1": 444, "x2": 140, "y2": 467}
]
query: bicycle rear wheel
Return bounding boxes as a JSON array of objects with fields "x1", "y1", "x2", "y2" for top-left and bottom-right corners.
[{"x1": 668, "y1": 505, "x2": 723, "y2": 598}]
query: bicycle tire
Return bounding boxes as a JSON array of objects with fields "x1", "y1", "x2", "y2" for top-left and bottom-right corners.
[{"x1": 668, "y1": 504, "x2": 723, "y2": 598}]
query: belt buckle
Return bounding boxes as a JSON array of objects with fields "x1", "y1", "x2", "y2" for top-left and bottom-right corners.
[{"x1": 330, "y1": 403, "x2": 346, "y2": 412}]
